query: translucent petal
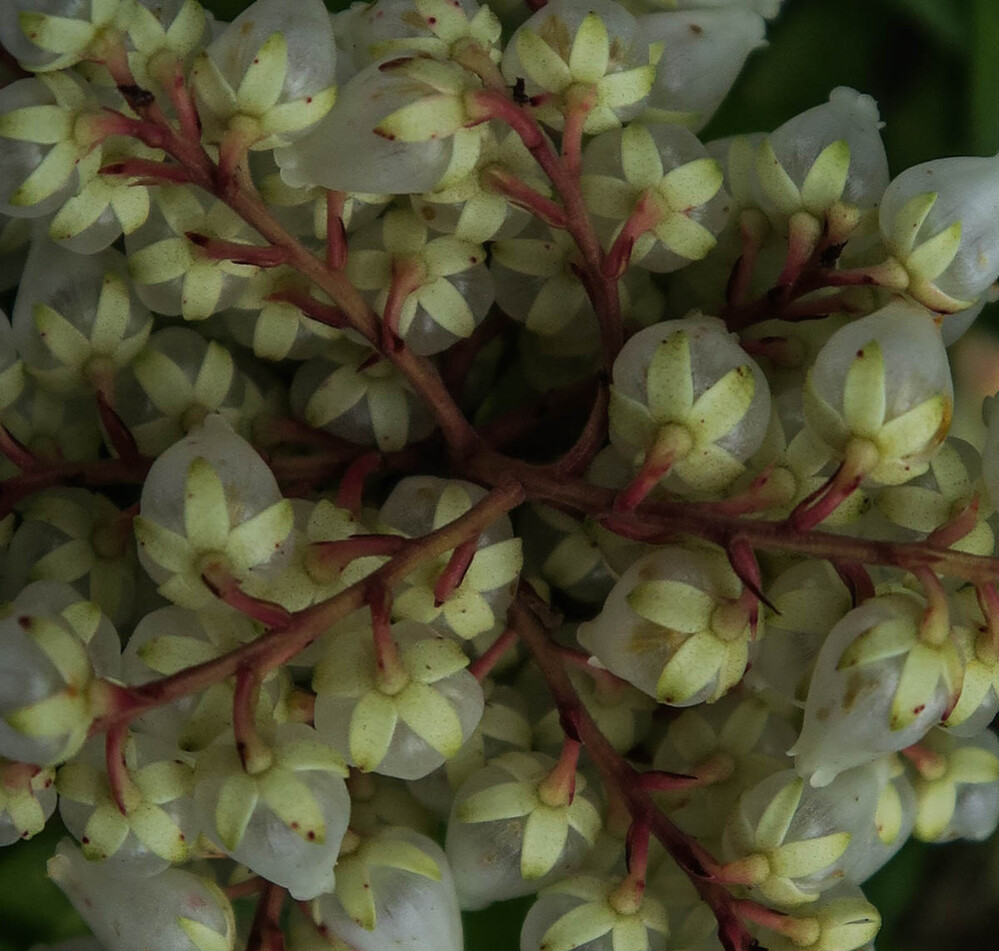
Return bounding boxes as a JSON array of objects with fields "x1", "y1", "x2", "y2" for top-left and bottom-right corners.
[
  {"x1": 688, "y1": 365, "x2": 756, "y2": 444},
  {"x1": 214, "y1": 771, "x2": 259, "y2": 850},
  {"x1": 597, "y1": 66, "x2": 655, "y2": 110},
  {"x1": 375, "y1": 95, "x2": 467, "y2": 144},
  {"x1": 225, "y1": 499, "x2": 294, "y2": 574},
  {"x1": 33, "y1": 304, "x2": 90, "y2": 369},
  {"x1": 890, "y1": 644, "x2": 944, "y2": 730},
  {"x1": 755, "y1": 778, "x2": 804, "y2": 852},
  {"x1": 129, "y1": 238, "x2": 193, "y2": 285},
  {"x1": 181, "y1": 264, "x2": 224, "y2": 321},
  {"x1": 526, "y1": 277, "x2": 587, "y2": 335},
  {"x1": 755, "y1": 138, "x2": 801, "y2": 215},
  {"x1": 402, "y1": 638, "x2": 470, "y2": 685},
  {"x1": 33, "y1": 539, "x2": 94, "y2": 582},
  {"x1": 888, "y1": 192, "x2": 937, "y2": 257},
  {"x1": 541, "y1": 902, "x2": 615, "y2": 951},
  {"x1": 134, "y1": 518, "x2": 192, "y2": 573},
  {"x1": 771, "y1": 832, "x2": 850, "y2": 878},
  {"x1": 258, "y1": 769, "x2": 327, "y2": 843},
  {"x1": 568, "y1": 14, "x2": 609, "y2": 85},
  {"x1": 184, "y1": 457, "x2": 231, "y2": 552},
  {"x1": 442, "y1": 588, "x2": 496, "y2": 638},
  {"x1": 491, "y1": 238, "x2": 565, "y2": 278},
  {"x1": 658, "y1": 158, "x2": 724, "y2": 211},
  {"x1": 236, "y1": 34, "x2": 288, "y2": 116},
  {"x1": 521, "y1": 805, "x2": 569, "y2": 878},
  {"x1": 842, "y1": 341, "x2": 886, "y2": 437},
  {"x1": 91, "y1": 271, "x2": 135, "y2": 355},
  {"x1": 81, "y1": 805, "x2": 130, "y2": 860},
  {"x1": 348, "y1": 691, "x2": 399, "y2": 771},
  {"x1": 134, "y1": 761, "x2": 194, "y2": 805},
  {"x1": 516, "y1": 28, "x2": 572, "y2": 93},
  {"x1": 423, "y1": 237, "x2": 483, "y2": 277},
  {"x1": 907, "y1": 221, "x2": 963, "y2": 283},
  {"x1": 395, "y1": 682, "x2": 465, "y2": 757},
  {"x1": 305, "y1": 366, "x2": 368, "y2": 427},
  {"x1": 647, "y1": 331, "x2": 694, "y2": 421},
  {"x1": 132, "y1": 349, "x2": 196, "y2": 417},
  {"x1": 0, "y1": 105, "x2": 72, "y2": 144},
  {"x1": 433, "y1": 483, "x2": 474, "y2": 530}
]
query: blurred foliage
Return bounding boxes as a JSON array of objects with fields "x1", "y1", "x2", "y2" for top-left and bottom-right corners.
[{"x1": 2, "y1": 0, "x2": 999, "y2": 948}]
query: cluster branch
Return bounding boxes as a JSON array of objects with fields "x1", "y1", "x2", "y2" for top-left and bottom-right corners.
[
  {"x1": 90, "y1": 482, "x2": 525, "y2": 734},
  {"x1": 509, "y1": 597, "x2": 758, "y2": 951}
]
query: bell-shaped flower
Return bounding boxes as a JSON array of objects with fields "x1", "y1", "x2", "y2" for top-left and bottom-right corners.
[
  {"x1": 313, "y1": 620, "x2": 484, "y2": 780},
  {"x1": 12, "y1": 240, "x2": 151, "y2": 394},
  {"x1": 792, "y1": 592, "x2": 962, "y2": 788},
  {"x1": 290, "y1": 341, "x2": 436, "y2": 452},
  {"x1": 640, "y1": 8, "x2": 767, "y2": 131},
  {"x1": 751, "y1": 884, "x2": 881, "y2": 951},
  {"x1": 446, "y1": 751, "x2": 603, "y2": 909},
  {"x1": 276, "y1": 54, "x2": 485, "y2": 196},
  {"x1": 501, "y1": 0, "x2": 655, "y2": 133},
  {"x1": 194, "y1": 723, "x2": 351, "y2": 900},
  {"x1": 134, "y1": 414, "x2": 294, "y2": 610},
  {"x1": 753, "y1": 87, "x2": 888, "y2": 224},
  {"x1": 0, "y1": 581, "x2": 120, "y2": 766},
  {"x1": 803, "y1": 301, "x2": 953, "y2": 486},
  {"x1": 312, "y1": 826, "x2": 463, "y2": 951},
  {"x1": 48, "y1": 838, "x2": 237, "y2": 951},
  {"x1": 608, "y1": 316, "x2": 771, "y2": 495},
  {"x1": 579, "y1": 543, "x2": 758, "y2": 706},
  {"x1": 878, "y1": 154, "x2": 999, "y2": 311},
  {"x1": 722, "y1": 766, "x2": 884, "y2": 906},
  {"x1": 57, "y1": 732, "x2": 198, "y2": 876},
  {"x1": 520, "y1": 875, "x2": 669, "y2": 951},
  {"x1": 191, "y1": 0, "x2": 338, "y2": 150}
]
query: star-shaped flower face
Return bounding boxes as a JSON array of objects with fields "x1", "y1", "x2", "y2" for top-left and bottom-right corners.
[
  {"x1": 455, "y1": 751, "x2": 601, "y2": 879},
  {"x1": 298, "y1": 344, "x2": 430, "y2": 452},
  {"x1": 192, "y1": 0, "x2": 338, "y2": 150},
  {"x1": 313, "y1": 621, "x2": 483, "y2": 778},
  {"x1": 19, "y1": 488, "x2": 138, "y2": 625},
  {"x1": 610, "y1": 326, "x2": 767, "y2": 493},
  {"x1": 126, "y1": 332, "x2": 248, "y2": 457},
  {"x1": 57, "y1": 737, "x2": 195, "y2": 867},
  {"x1": 531, "y1": 876, "x2": 668, "y2": 951},
  {"x1": 12, "y1": 0, "x2": 124, "y2": 72},
  {"x1": 503, "y1": 9, "x2": 656, "y2": 133},
  {"x1": 724, "y1": 773, "x2": 855, "y2": 906},
  {"x1": 347, "y1": 209, "x2": 490, "y2": 349},
  {"x1": 325, "y1": 826, "x2": 446, "y2": 932},
  {"x1": 127, "y1": 188, "x2": 262, "y2": 322},
  {"x1": 911, "y1": 732, "x2": 999, "y2": 842},
  {"x1": 583, "y1": 124, "x2": 726, "y2": 267},
  {"x1": 387, "y1": 482, "x2": 523, "y2": 640},
  {"x1": 134, "y1": 455, "x2": 294, "y2": 610},
  {"x1": 0, "y1": 72, "x2": 106, "y2": 215},
  {"x1": 15, "y1": 252, "x2": 152, "y2": 395}
]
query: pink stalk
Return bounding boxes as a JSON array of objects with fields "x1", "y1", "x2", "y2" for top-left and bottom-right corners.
[
  {"x1": 185, "y1": 232, "x2": 290, "y2": 267},
  {"x1": 480, "y1": 166, "x2": 568, "y2": 228},
  {"x1": 104, "y1": 723, "x2": 132, "y2": 816},
  {"x1": 336, "y1": 451, "x2": 383, "y2": 515},
  {"x1": 95, "y1": 388, "x2": 140, "y2": 460},
  {"x1": 264, "y1": 289, "x2": 349, "y2": 330},
  {"x1": 468, "y1": 626, "x2": 519, "y2": 681},
  {"x1": 613, "y1": 442, "x2": 675, "y2": 514},
  {"x1": 0, "y1": 425, "x2": 38, "y2": 472},
  {"x1": 325, "y1": 191, "x2": 349, "y2": 270},
  {"x1": 602, "y1": 194, "x2": 662, "y2": 280},
  {"x1": 926, "y1": 496, "x2": 980, "y2": 549},
  {"x1": 100, "y1": 158, "x2": 195, "y2": 186},
  {"x1": 381, "y1": 257, "x2": 426, "y2": 351},
  {"x1": 368, "y1": 582, "x2": 407, "y2": 691},
  {"x1": 306, "y1": 535, "x2": 408, "y2": 580},
  {"x1": 200, "y1": 562, "x2": 293, "y2": 629},
  {"x1": 433, "y1": 534, "x2": 480, "y2": 605},
  {"x1": 233, "y1": 665, "x2": 271, "y2": 774}
]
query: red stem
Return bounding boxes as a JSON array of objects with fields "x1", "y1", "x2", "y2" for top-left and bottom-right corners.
[
  {"x1": 468, "y1": 626, "x2": 519, "y2": 681},
  {"x1": 336, "y1": 451, "x2": 382, "y2": 516},
  {"x1": 325, "y1": 190, "x2": 348, "y2": 271},
  {"x1": 200, "y1": 561, "x2": 293, "y2": 629},
  {"x1": 185, "y1": 232, "x2": 290, "y2": 267},
  {"x1": 433, "y1": 534, "x2": 480, "y2": 605},
  {"x1": 104, "y1": 724, "x2": 131, "y2": 816}
]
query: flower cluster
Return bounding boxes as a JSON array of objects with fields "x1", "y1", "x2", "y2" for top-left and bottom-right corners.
[{"x1": 0, "y1": 1, "x2": 998, "y2": 951}]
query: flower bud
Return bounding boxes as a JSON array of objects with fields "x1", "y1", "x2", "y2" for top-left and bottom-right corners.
[
  {"x1": 640, "y1": 8, "x2": 767, "y2": 131},
  {"x1": 879, "y1": 155, "x2": 999, "y2": 311},
  {"x1": 48, "y1": 838, "x2": 237, "y2": 951}
]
